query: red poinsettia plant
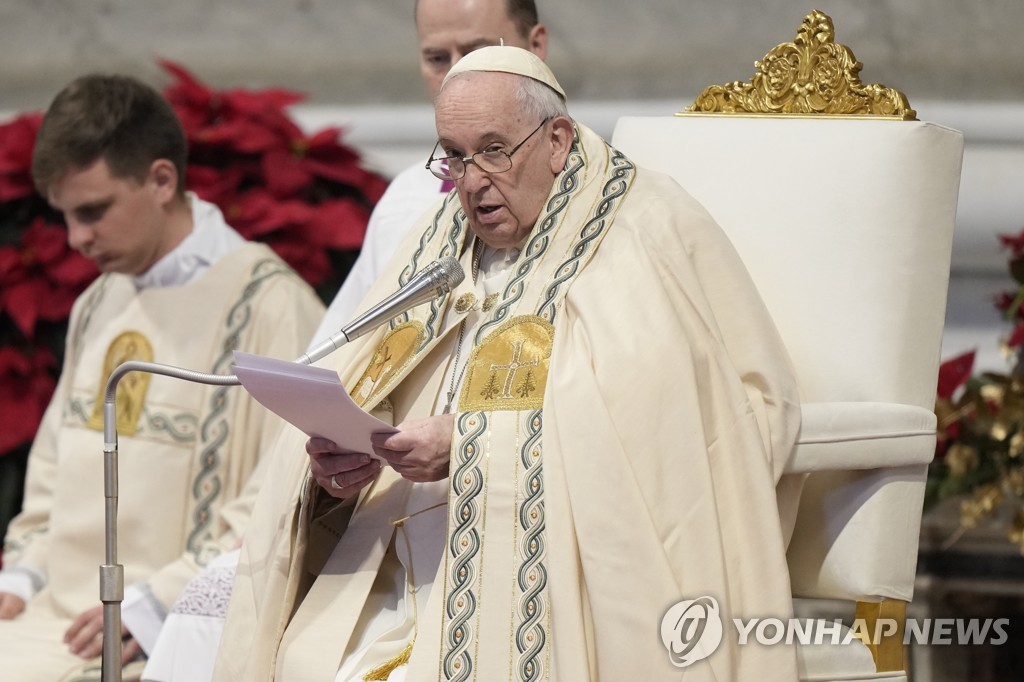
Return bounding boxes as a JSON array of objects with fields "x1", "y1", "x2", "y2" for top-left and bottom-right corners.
[
  {"x1": 160, "y1": 60, "x2": 387, "y2": 292},
  {"x1": 930, "y1": 225, "x2": 1024, "y2": 551},
  {"x1": 0, "y1": 112, "x2": 98, "y2": 456},
  {"x1": 0, "y1": 63, "x2": 387, "y2": 525}
]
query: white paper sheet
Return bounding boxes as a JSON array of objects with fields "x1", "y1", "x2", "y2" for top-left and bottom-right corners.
[{"x1": 232, "y1": 350, "x2": 397, "y2": 458}]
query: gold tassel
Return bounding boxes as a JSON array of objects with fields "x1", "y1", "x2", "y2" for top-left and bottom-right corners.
[{"x1": 362, "y1": 641, "x2": 414, "y2": 681}]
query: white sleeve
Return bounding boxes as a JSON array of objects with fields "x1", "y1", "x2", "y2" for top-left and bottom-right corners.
[
  {"x1": 121, "y1": 583, "x2": 168, "y2": 655},
  {"x1": 0, "y1": 566, "x2": 44, "y2": 602}
]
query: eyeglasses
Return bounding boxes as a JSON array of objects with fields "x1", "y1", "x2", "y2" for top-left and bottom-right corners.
[{"x1": 425, "y1": 118, "x2": 550, "y2": 181}]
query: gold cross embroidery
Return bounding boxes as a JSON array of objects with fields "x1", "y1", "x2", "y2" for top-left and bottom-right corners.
[
  {"x1": 489, "y1": 340, "x2": 539, "y2": 400},
  {"x1": 460, "y1": 316, "x2": 553, "y2": 412}
]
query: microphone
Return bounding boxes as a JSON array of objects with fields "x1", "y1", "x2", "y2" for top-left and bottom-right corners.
[{"x1": 298, "y1": 255, "x2": 465, "y2": 365}]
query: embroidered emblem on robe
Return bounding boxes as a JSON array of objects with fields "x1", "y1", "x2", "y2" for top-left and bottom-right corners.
[
  {"x1": 349, "y1": 321, "x2": 425, "y2": 407},
  {"x1": 453, "y1": 293, "x2": 476, "y2": 314},
  {"x1": 87, "y1": 330, "x2": 154, "y2": 435},
  {"x1": 460, "y1": 316, "x2": 554, "y2": 412}
]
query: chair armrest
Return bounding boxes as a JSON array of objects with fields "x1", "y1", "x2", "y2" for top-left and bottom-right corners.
[{"x1": 788, "y1": 402, "x2": 937, "y2": 474}]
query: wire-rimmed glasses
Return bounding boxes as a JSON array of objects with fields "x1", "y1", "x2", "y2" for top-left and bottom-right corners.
[{"x1": 425, "y1": 117, "x2": 550, "y2": 181}]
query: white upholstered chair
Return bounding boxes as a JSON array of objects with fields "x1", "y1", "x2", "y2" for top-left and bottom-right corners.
[{"x1": 611, "y1": 11, "x2": 963, "y2": 681}]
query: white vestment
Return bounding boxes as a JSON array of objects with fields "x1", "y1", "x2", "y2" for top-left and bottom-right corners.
[
  {"x1": 331, "y1": 242, "x2": 522, "y2": 682},
  {"x1": 216, "y1": 123, "x2": 803, "y2": 681},
  {"x1": 0, "y1": 196, "x2": 325, "y2": 681}
]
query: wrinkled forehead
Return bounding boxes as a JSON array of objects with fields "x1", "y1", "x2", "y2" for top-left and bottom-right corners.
[{"x1": 436, "y1": 72, "x2": 524, "y2": 133}]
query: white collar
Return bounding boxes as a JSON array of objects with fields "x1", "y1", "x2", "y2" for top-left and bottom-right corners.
[
  {"x1": 476, "y1": 234, "x2": 529, "y2": 287},
  {"x1": 131, "y1": 193, "x2": 245, "y2": 290}
]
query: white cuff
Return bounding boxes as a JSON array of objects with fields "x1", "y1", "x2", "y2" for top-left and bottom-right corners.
[
  {"x1": 0, "y1": 566, "x2": 45, "y2": 602},
  {"x1": 121, "y1": 583, "x2": 168, "y2": 656}
]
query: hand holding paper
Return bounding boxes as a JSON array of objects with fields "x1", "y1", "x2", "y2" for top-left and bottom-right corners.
[{"x1": 232, "y1": 351, "x2": 397, "y2": 459}]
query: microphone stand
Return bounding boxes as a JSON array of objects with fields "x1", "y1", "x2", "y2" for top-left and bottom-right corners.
[
  {"x1": 99, "y1": 257, "x2": 463, "y2": 681},
  {"x1": 100, "y1": 364, "x2": 242, "y2": 681}
]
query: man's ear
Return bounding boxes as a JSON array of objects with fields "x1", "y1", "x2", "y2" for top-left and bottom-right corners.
[
  {"x1": 548, "y1": 116, "x2": 574, "y2": 173},
  {"x1": 148, "y1": 159, "x2": 180, "y2": 206},
  {"x1": 527, "y1": 24, "x2": 549, "y2": 60}
]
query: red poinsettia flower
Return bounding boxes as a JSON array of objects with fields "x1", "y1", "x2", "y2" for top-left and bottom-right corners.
[
  {"x1": 937, "y1": 349, "x2": 976, "y2": 400},
  {"x1": 999, "y1": 228, "x2": 1024, "y2": 257},
  {"x1": 161, "y1": 61, "x2": 302, "y2": 130},
  {"x1": 0, "y1": 113, "x2": 43, "y2": 203},
  {"x1": 263, "y1": 198, "x2": 370, "y2": 284},
  {"x1": 306, "y1": 198, "x2": 371, "y2": 251},
  {"x1": 1009, "y1": 322, "x2": 1024, "y2": 349},
  {"x1": 226, "y1": 189, "x2": 317, "y2": 239},
  {"x1": 262, "y1": 127, "x2": 388, "y2": 202},
  {"x1": 222, "y1": 190, "x2": 330, "y2": 282},
  {"x1": 0, "y1": 217, "x2": 98, "y2": 338},
  {"x1": 994, "y1": 290, "x2": 1014, "y2": 313},
  {"x1": 191, "y1": 112, "x2": 293, "y2": 157},
  {"x1": 186, "y1": 165, "x2": 247, "y2": 206},
  {"x1": 158, "y1": 60, "x2": 217, "y2": 131},
  {"x1": 160, "y1": 59, "x2": 384, "y2": 272},
  {"x1": 223, "y1": 190, "x2": 369, "y2": 284},
  {"x1": 161, "y1": 60, "x2": 387, "y2": 205},
  {"x1": 0, "y1": 346, "x2": 57, "y2": 452},
  {"x1": 161, "y1": 60, "x2": 305, "y2": 157}
]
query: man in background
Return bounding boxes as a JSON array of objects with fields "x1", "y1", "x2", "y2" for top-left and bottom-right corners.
[{"x1": 0, "y1": 73, "x2": 324, "y2": 679}]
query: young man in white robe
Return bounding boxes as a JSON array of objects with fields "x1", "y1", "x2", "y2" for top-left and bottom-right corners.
[
  {"x1": 0, "y1": 74, "x2": 325, "y2": 680},
  {"x1": 214, "y1": 47, "x2": 803, "y2": 681}
]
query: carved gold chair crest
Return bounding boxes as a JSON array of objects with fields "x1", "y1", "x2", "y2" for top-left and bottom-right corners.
[{"x1": 687, "y1": 9, "x2": 915, "y2": 120}]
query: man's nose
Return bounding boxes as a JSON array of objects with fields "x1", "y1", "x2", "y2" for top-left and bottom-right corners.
[
  {"x1": 66, "y1": 221, "x2": 94, "y2": 253},
  {"x1": 459, "y1": 161, "x2": 491, "y2": 192}
]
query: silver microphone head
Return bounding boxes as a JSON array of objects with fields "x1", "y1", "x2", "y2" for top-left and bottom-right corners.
[
  {"x1": 308, "y1": 254, "x2": 469, "y2": 358},
  {"x1": 431, "y1": 255, "x2": 465, "y2": 294}
]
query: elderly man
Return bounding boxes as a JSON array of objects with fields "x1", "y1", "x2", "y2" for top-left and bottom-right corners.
[
  {"x1": 141, "y1": 5, "x2": 551, "y2": 681},
  {"x1": 0, "y1": 74, "x2": 324, "y2": 679},
  {"x1": 312, "y1": 0, "x2": 548, "y2": 337},
  {"x1": 215, "y1": 47, "x2": 801, "y2": 681}
]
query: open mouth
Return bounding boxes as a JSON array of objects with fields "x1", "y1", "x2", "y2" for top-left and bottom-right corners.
[{"x1": 478, "y1": 204, "x2": 501, "y2": 215}]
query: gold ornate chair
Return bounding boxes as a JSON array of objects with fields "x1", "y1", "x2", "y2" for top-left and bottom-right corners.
[{"x1": 611, "y1": 11, "x2": 963, "y2": 681}]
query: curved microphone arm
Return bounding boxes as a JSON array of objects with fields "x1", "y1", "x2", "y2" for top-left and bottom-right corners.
[
  {"x1": 99, "y1": 255, "x2": 463, "y2": 681},
  {"x1": 99, "y1": 362, "x2": 242, "y2": 682}
]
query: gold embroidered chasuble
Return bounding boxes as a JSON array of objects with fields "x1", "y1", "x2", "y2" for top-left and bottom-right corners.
[
  {"x1": 216, "y1": 123, "x2": 802, "y2": 681},
  {"x1": 0, "y1": 243, "x2": 324, "y2": 680}
]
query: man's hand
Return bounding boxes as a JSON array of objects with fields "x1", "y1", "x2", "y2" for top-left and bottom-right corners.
[
  {"x1": 306, "y1": 438, "x2": 383, "y2": 499},
  {"x1": 64, "y1": 604, "x2": 140, "y2": 663},
  {"x1": 371, "y1": 414, "x2": 455, "y2": 482},
  {"x1": 0, "y1": 592, "x2": 25, "y2": 619}
]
